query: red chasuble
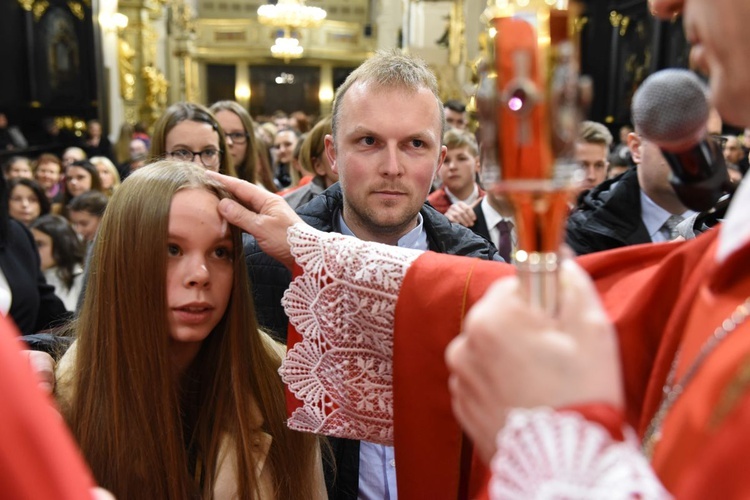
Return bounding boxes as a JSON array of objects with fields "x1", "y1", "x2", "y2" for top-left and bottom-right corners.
[
  {"x1": 393, "y1": 228, "x2": 750, "y2": 498},
  {"x1": 0, "y1": 314, "x2": 95, "y2": 498}
]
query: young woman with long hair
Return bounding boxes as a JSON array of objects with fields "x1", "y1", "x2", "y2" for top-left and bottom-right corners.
[
  {"x1": 55, "y1": 161, "x2": 323, "y2": 499},
  {"x1": 89, "y1": 156, "x2": 121, "y2": 197},
  {"x1": 29, "y1": 214, "x2": 85, "y2": 311},
  {"x1": 210, "y1": 100, "x2": 278, "y2": 192},
  {"x1": 52, "y1": 159, "x2": 104, "y2": 219},
  {"x1": 151, "y1": 102, "x2": 237, "y2": 178}
]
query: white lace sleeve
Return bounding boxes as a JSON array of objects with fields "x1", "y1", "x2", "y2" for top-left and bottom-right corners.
[
  {"x1": 278, "y1": 223, "x2": 423, "y2": 445},
  {"x1": 490, "y1": 408, "x2": 671, "y2": 500}
]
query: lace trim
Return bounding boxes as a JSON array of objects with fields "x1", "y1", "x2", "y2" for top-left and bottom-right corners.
[
  {"x1": 279, "y1": 223, "x2": 423, "y2": 444},
  {"x1": 490, "y1": 408, "x2": 671, "y2": 499}
]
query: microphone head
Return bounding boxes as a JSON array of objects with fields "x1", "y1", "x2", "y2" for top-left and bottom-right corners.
[{"x1": 631, "y1": 69, "x2": 710, "y2": 151}]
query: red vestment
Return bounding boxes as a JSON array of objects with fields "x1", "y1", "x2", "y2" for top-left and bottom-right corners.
[
  {"x1": 393, "y1": 228, "x2": 750, "y2": 498},
  {"x1": 0, "y1": 314, "x2": 95, "y2": 498}
]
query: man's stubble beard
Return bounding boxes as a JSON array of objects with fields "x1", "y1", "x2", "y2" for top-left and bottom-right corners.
[{"x1": 342, "y1": 195, "x2": 420, "y2": 243}]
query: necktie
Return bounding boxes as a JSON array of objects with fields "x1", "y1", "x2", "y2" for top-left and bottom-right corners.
[
  {"x1": 662, "y1": 214, "x2": 684, "y2": 240},
  {"x1": 496, "y1": 219, "x2": 513, "y2": 263}
]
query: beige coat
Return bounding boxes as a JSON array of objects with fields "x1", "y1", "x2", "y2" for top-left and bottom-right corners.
[{"x1": 56, "y1": 333, "x2": 325, "y2": 499}]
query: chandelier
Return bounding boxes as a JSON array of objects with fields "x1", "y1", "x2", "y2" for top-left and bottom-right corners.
[
  {"x1": 271, "y1": 29, "x2": 304, "y2": 62},
  {"x1": 257, "y1": 0, "x2": 327, "y2": 29}
]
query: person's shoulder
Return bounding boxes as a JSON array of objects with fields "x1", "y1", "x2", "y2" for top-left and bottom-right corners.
[
  {"x1": 5, "y1": 218, "x2": 36, "y2": 253},
  {"x1": 282, "y1": 183, "x2": 314, "y2": 210},
  {"x1": 260, "y1": 330, "x2": 286, "y2": 362},
  {"x1": 571, "y1": 170, "x2": 640, "y2": 222},
  {"x1": 426, "y1": 189, "x2": 450, "y2": 213},
  {"x1": 54, "y1": 339, "x2": 78, "y2": 412},
  {"x1": 297, "y1": 183, "x2": 342, "y2": 231},
  {"x1": 427, "y1": 188, "x2": 447, "y2": 203}
]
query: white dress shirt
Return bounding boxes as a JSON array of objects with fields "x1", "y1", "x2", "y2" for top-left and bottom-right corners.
[{"x1": 639, "y1": 190, "x2": 696, "y2": 243}]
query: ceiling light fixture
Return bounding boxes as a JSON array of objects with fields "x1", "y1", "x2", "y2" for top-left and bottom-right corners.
[
  {"x1": 271, "y1": 30, "x2": 304, "y2": 62},
  {"x1": 257, "y1": 0, "x2": 327, "y2": 30}
]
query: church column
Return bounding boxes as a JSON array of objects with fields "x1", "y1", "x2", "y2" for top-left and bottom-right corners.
[
  {"x1": 319, "y1": 63, "x2": 333, "y2": 117},
  {"x1": 235, "y1": 62, "x2": 251, "y2": 109}
]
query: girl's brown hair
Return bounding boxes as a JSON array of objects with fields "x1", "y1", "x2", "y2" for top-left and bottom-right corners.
[{"x1": 64, "y1": 161, "x2": 318, "y2": 499}]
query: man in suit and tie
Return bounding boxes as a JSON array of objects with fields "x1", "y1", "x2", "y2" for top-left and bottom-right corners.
[
  {"x1": 564, "y1": 98, "x2": 724, "y2": 255},
  {"x1": 468, "y1": 191, "x2": 515, "y2": 262}
]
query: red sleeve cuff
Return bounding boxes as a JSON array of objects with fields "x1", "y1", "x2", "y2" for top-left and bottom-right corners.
[{"x1": 558, "y1": 403, "x2": 626, "y2": 441}]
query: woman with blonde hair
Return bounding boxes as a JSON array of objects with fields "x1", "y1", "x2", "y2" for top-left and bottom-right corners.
[
  {"x1": 210, "y1": 100, "x2": 277, "y2": 192},
  {"x1": 56, "y1": 161, "x2": 323, "y2": 499},
  {"x1": 89, "y1": 156, "x2": 121, "y2": 197}
]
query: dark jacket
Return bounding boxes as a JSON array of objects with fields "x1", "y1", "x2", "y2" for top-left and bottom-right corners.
[
  {"x1": 0, "y1": 219, "x2": 68, "y2": 335},
  {"x1": 245, "y1": 183, "x2": 501, "y2": 341},
  {"x1": 244, "y1": 183, "x2": 500, "y2": 500},
  {"x1": 565, "y1": 167, "x2": 651, "y2": 255}
]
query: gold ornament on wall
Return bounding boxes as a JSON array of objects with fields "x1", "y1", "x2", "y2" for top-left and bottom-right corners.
[
  {"x1": 142, "y1": 64, "x2": 169, "y2": 126},
  {"x1": 18, "y1": 0, "x2": 50, "y2": 21},
  {"x1": 118, "y1": 37, "x2": 136, "y2": 101},
  {"x1": 67, "y1": 1, "x2": 84, "y2": 20}
]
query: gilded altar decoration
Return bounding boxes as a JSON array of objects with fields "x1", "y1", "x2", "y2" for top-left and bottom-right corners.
[
  {"x1": 118, "y1": 38, "x2": 136, "y2": 101},
  {"x1": 18, "y1": 0, "x2": 49, "y2": 21},
  {"x1": 33, "y1": 0, "x2": 49, "y2": 21},
  {"x1": 448, "y1": 0, "x2": 465, "y2": 67},
  {"x1": 142, "y1": 64, "x2": 169, "y2": 126},
  {"x1": 67, "y1": 1, "x2": 84, "y2": 20}
]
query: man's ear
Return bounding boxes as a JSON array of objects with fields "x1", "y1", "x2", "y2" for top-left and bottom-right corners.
[
  {"x1": 627, "y1": 132, "x2": 643, "y2": 165},
  {"x1": 325, "y1": 134, "x2": 338, "y2": 174}
]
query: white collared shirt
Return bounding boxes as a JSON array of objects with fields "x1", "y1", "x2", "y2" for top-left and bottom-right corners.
[
  {"x1": 639, "y1": 190, "x2": 696, "y2": 242},
  {"x1": 445, "y1": 184, "x2": 480, "y2": 207}
]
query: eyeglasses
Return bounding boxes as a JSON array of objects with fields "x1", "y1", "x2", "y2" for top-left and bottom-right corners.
[
  {"x1": 167, "y1": 148, "x2": 222, "y2": 167},
  {"x1": 708, "y1": 134, "x2": 728, "y2": 149},
  {"x1": 225, "y1": 132, "x2": 249, "y2": 145}
]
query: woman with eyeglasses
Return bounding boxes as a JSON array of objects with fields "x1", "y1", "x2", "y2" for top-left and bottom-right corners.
[
  {"x1": 210, "y1": 100, "x2": 278, "y2": 192},
  {"x1": 151, "y1": 102, "x2": 237, "y2": 177}
]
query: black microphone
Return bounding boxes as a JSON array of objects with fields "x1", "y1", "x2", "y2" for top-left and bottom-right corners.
[{"x1": 632, "y1": 68, "x2": 731, "y2": 212}]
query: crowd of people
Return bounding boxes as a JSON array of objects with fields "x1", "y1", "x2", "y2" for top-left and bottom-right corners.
[{"x1": 4, "y1": 0, "x2": 750, "y2": 495}]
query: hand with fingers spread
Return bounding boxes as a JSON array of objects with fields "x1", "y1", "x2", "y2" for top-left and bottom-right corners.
[
  {"x1": 445, "y1": 199, "x2": 480, "y2": 227},
  {"x1": 445, "y1": 259, "x2": 623, "y2": 463},
  {"x1": 207, "y1": 171, "x2": 303, "y2": 269}
]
